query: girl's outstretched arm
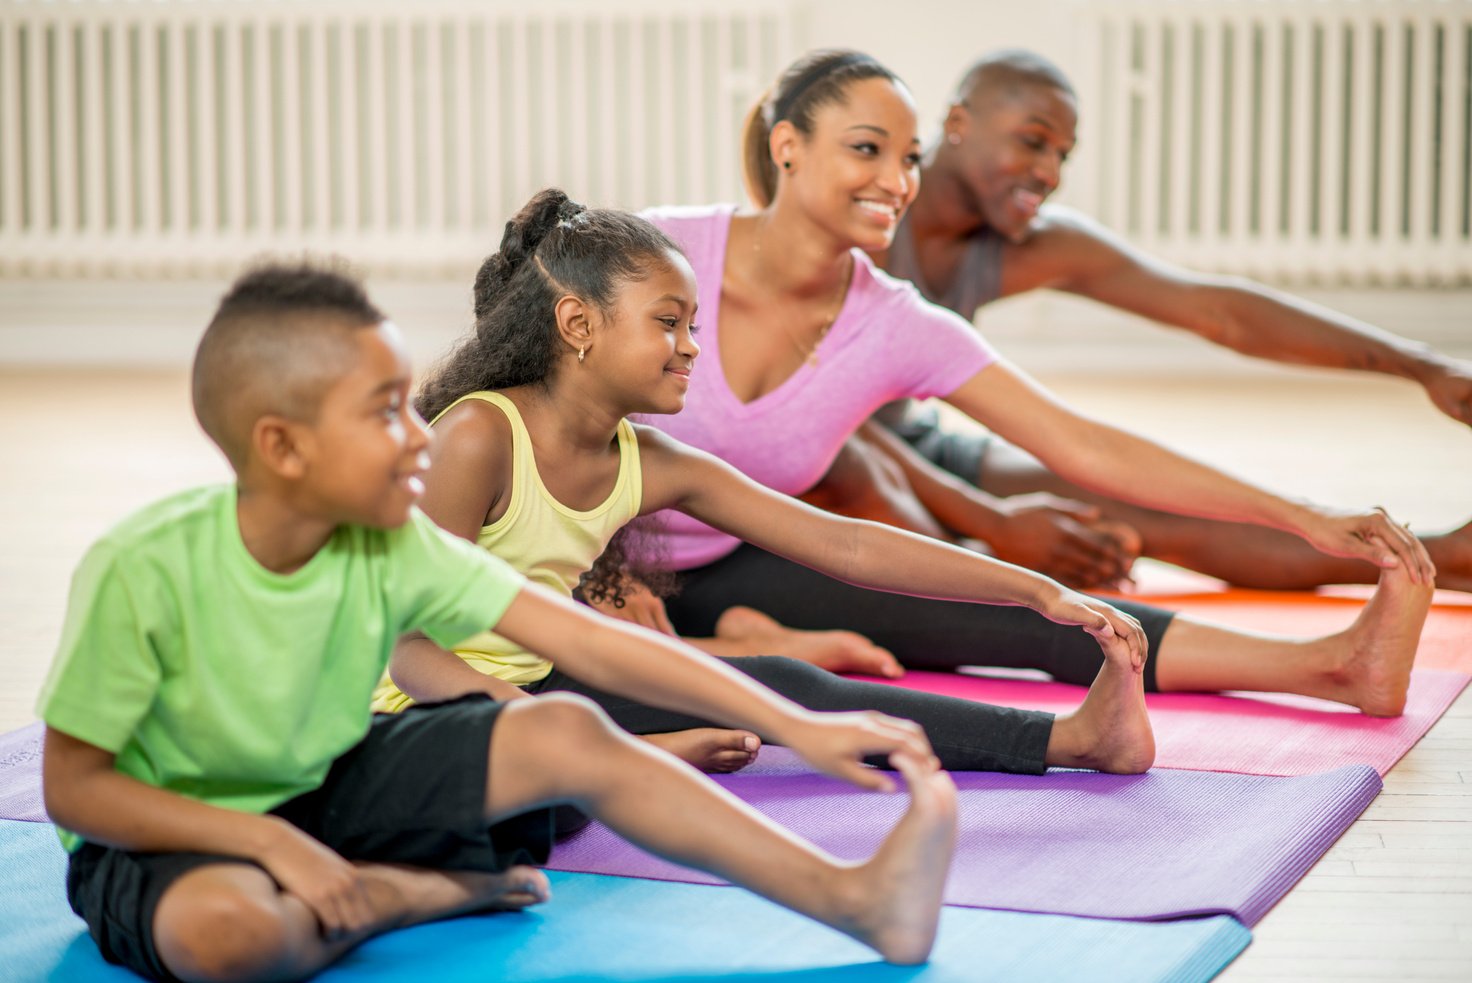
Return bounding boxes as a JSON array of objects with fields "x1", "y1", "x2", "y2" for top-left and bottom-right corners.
[
  {"x1": 635, "y1": 427, "x2": 1146, "y2": 671},
  {"x1": 941, "y1": 359, "x2": 1434, "y2": 584}
]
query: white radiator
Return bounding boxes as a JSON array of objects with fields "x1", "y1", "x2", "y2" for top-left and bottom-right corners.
[
  {"x1": 1077, "y1": 0, "x2": 1472, "y2": 285},
  {"x1": 0, "y1": 0, "x2": 796, "y2": 275}
]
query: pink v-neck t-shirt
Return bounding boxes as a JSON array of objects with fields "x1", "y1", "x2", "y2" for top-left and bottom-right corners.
[{"x1": 639, "y1": 204, "x2": 998, "y2": 570}]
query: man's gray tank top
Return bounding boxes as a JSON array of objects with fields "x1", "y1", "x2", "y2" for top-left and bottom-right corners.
[{"x1": 874, "y1": 212, "x2": 1005, "y2": 431}]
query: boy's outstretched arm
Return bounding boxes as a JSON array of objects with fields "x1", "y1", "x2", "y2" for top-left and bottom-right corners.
[
  {"x1": 490, "y1": 585, "x2": 936, "y2": 792},
  {"x1": 43, "y1": 727, "x2": 378, "y2": 937}
]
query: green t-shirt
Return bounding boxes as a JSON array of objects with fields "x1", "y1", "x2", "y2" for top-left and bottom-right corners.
[{"x1": 37, "y1": 485, "x2": 526, "y2": 850}]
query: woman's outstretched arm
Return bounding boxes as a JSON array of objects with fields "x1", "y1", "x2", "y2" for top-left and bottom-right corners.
[
  {"x1": 635, "y1": 426, "x2": 1147, "y2": 670},
  {"x1": 940, "y1": 358, "x2": 1434, "y2": 582}
]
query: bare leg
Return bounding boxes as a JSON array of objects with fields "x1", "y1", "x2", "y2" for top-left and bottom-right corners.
[
  {"x1": 1153, "y1": 565, "x2": 1433, "y2": 715},
  {"x1": 486, "y1": 694, "x2": 957, "y2": 965},
  {"x1": 801, "y1": 434, "x2": 953, "y2": 539},
  {"x1": 154, "y1": 858, "x2": 547, "y2": 982}
]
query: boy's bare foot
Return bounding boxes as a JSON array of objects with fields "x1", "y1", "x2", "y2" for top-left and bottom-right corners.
[
  {"x1": 714, "y1": 606, "x2": 903, "y2": 678},
  {"x1": 360, "y1": 863, "x2": 551, "y2": 929},
  {"x1": 1045, "y1": 634, "x2": 1156, "y2": 774},
  {"x1": 1427, "y1": 519, "x2": 1472, "y2": 593},
  {"x1": 832, "y1": 752, "x2": 956, "y2": 964},
  {"x1": 1321, "y1": 565, "x2": 1434, "y2": 716},
  {"x1": 642, "y1": 729, "x2": 761, "y2": 773}
]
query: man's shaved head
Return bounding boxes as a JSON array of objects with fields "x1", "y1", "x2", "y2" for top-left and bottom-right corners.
[
  {"x1": 954, "y1": 49, "x2": 1075, "y2": 110},
  {"x1": 192, "y1": 263, "x2": 386, "y2": 469}
]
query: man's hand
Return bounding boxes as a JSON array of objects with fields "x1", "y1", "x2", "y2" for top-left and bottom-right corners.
[
  {"x1": 1423, "y1": 359, "x2": 1472, "y2": 428},
  {"x1": 980, "y1": 494, "x2": 1139, "y2": 589}
]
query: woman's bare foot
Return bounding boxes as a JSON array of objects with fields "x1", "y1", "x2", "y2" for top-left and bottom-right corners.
[
  {"x1": 1044, "y1": 633, "x2": 1156, "y2": 774},
  {"x1": 1427, "y1": 518, "x2": 1472, "y2": 593},
  {"x1": 714, "y1": 606, "x2": 904, "y2": 678},
  {"x1": 359, "y1": 862, "x2": 551, "y2": 930},
  {"x1": 641, "y1": 729, "x2": 761, "y2": 773},
  {"x1": 830, "y1": 752, "x2": 957, "y2": 964},
  {"x1": 1318, "y1": 565, "x2": 1434, "y2": 716}
]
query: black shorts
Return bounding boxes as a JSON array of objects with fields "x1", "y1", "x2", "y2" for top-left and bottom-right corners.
[{"x1": 65, "y1": 695, "x2": 558, "y2": 983}]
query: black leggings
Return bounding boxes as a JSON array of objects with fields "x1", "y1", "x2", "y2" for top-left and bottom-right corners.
[
  {"x1": 527, "y1": 656, "x2": 1053, "y2": 774},
  {"x1": 663, "y1": 544, "x2": 1175, "y2": 692}
]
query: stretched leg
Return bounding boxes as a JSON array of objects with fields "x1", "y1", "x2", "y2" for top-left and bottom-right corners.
[
  {"x1": 1153, "y1": 564, "x2": 1434, "y2": 715},
  {"x1": 152, "y1": 857, "x2": 544, "y2": 982},
  {"x1": 486, "y1": 694, "x2": 957, "y2": 965},
  {"x1": 667, "y1": 543, "x2": 1434, "y2": 716},
  {"x1": 979, "y1": 438, "x2": 1471, "y2": 590}
]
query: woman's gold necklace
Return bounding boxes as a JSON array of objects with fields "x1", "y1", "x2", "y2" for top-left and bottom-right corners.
[{"x1": 753, "y1": 226, "x2": 853, "y2": 366}]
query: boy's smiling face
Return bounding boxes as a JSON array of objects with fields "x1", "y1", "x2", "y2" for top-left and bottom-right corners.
[{"x1": 291, "y1": 321, "x2": 431, "y2": 528}]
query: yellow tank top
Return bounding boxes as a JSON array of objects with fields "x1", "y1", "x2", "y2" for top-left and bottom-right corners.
[{"x1": 372, "y1": 391, "x2": 643, "y2": 711}]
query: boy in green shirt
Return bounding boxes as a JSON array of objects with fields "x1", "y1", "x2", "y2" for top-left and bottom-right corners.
[{"x1": 38, "y1": 264, "x2": 957, "y2": 982}]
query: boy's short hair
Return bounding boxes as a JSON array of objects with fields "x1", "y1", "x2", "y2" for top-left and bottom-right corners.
[
  {"x1": 192, "y1": 262, "x2": 386, "y2": 469},
  {"x1": 954, "y1": 50, "x2": 1075, "y2": 109}
]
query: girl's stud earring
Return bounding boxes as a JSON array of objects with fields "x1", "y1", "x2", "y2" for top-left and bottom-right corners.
[
  {"x1": 782, "y1": 160, "x2": 791, "y2": 170},
  {"x1": 947, "y1": 132, "x2": 962, "y2": 146},
  {"x1": 578, "y1": 345, "x2": 586, "y2": 363}
]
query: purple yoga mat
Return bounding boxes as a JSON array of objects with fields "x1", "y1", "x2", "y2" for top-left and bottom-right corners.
[
  {"x1": 548, "y1": 752, "x2": 1381, "y2": 926},
  {"x1": 0, "y1": 722, "x2": 45, "y2": 823}
]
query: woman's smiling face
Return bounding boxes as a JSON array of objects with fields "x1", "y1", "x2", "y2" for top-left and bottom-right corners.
[{"x1": 776, "y1": 76, "x2": 923, "y2": 251}]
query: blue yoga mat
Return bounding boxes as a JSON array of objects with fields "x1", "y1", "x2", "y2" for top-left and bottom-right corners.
[{"x1": 2, "y1": 819, "x2": 1248, "y2": 983}]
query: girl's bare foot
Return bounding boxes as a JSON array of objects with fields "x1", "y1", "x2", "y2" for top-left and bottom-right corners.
[
  {"x1": 1045, "y1": 634, "x2": 1156, "y2": 774},
  {"x1": 715, "y1": 606, "x2": 903, "y2": 678},
  {"x1": 831, "y1": 752, "x2": 957, "y2": 964},
  {"x1": 1320, "y1": 565, "x2": 1434, "y2": 716},
  {"x1": 642, "y1": 729, "x2": 761, "y2": 773},
  {"x1": 1427, "y1": 519, "x2": 1472, "y2": 593}
]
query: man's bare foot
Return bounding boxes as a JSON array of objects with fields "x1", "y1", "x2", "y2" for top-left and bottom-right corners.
[
  {"x1": 831, "y1": 752, "x2": 956, "y2": 964},
  {"x1": 1427, "y1": 518, "x2": 1472, "y2": 593},
  {"x1": 1045, "y1": 635, "x2": 1155, "y2": 774},
  {"x1": 1320, "y1": 565, "x2": 1434, "y2": 716},
  {"x1": 642, "y1": 729, "x2": 761, "y2": 773},
  {"x1": 714, "y1": 606, "x2": 904, "y2": 678},
  {"x1": 359, "y1": 862, "x2": 551, "y2": 930}
]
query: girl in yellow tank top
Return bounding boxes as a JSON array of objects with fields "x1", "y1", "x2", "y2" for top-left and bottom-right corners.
[{"x1": 378, "y1": 189, "x2": 1180, "y2": 779}]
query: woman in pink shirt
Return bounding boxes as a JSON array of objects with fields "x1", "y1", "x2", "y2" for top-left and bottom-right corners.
[{"x1": 622, "y1": 49, "x2": 1433, "y2": 714}]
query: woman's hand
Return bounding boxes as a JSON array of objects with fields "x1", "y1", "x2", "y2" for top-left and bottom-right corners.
[
  {"x1": 1034, "y1": 587, "x2": 1148, "y2": 673},
  {"x1": 1295, "y1": 505, "x2": 1436, "y2": 584}
]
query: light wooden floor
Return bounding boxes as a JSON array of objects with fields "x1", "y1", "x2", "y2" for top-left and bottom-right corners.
[{"x1": 1, "y1": 366, "x2": 1469, "y2": 980}]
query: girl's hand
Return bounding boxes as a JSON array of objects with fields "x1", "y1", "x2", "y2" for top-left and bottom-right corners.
[
  {"x1": 587, "y1": 580, "x2": 678, "y2": 636},
  {"x1": 1036, "y1": 588, "x2": 1148, "y2": 673},
  {"x1": 781, "y1": 711, "x2": 940, "y2": 793},
  {"x1": 1297, "y1": 505, "x2": 1436, "y2": 585}
]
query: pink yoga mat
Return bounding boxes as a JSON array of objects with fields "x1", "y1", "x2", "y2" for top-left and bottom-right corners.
[
  {"x1": 548, "y1": 757, "x2": 1380, "y2": 925},
  {"x1": 854, "y1": 668, "x2": 1468, "y2": 778}
]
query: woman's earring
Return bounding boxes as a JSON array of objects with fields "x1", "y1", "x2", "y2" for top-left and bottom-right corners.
[
  {"x1": 577, "y1": 345, "x2": 586, "y2": 364},
  {"x1": 782, "y1": 160, "x2": 791, "y2": 170},
  {"x1": 947, "y1": 132, "x2": 962, "y2": 146}
]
